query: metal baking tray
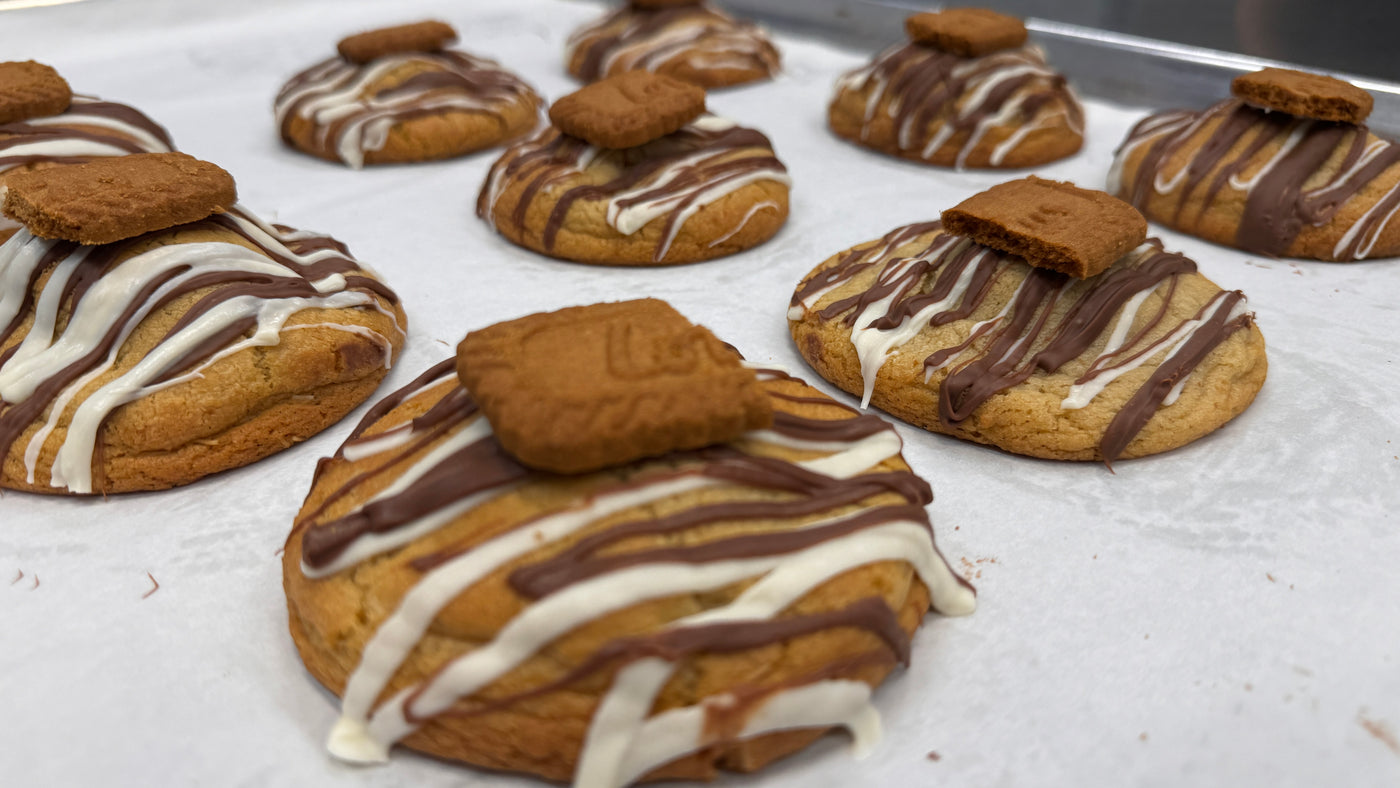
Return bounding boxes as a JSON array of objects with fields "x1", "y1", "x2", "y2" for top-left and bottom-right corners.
[{"x1": 728, "y1": 0, "x2": 1400, "y2": 134}]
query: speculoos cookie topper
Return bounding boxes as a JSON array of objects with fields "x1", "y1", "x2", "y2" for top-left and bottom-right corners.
[
  {"x1": 0, "y1": 60, "x2": 174, "y2": 242},
  {"x1": 283, "y1": 299, "x2": 974, "y2": 785},
  {"x1": 1111, "y1": 66, "x2": 1400, "y2": 261},
  {"x1": 479, "y1": 70, "x2": 790, "y2": 266},
  {"x1": 567, "y1": 0, "x2": 780, "y2": 89},
  {"x1": 829, "y1": 7, "x2": 1084, "y2": 169},
  {"x1": 275, "y1": 20, "x2": 542, "y2": 168},
  {"x1": 789, "y1": 178, "x2": 1268, "y2": 464},
  {"x1": 0, "y1": 153, "x2": 406, "y2": 495}
]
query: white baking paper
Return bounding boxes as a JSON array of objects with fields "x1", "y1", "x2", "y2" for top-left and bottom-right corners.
[{"x1": 2, "y1": 1, "x2": 1398, "y2": 786}]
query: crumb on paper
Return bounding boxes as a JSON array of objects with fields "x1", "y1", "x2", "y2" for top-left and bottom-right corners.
[
  {"x1": 926, "y1": 751, "x2": 941, "y2": 762},
  {"x1": 436, "y1": 338, "x2": 450, "y2": 347},
  {"x1": 10, "y1": 569, "x2": 22, "y2": 585},
  {"x1": 142, "y1": 571, "x2": 160, "y2": 599},
  {"x1": 31, "y1": 574, "x2": 39, "y2": 590},
  {"x1": 1139, "y1": 732, "x2": 1148, "y2": 742},
  {"x1": 1358, "y1": 712, "x2": 1400, "y2": 756},
  {"x1": 1266, "y1": 573, "x2": 1276, "y2": 582},
  {"x1": 1244, "y1": 683, "x2": 1253, "y2": 692}
]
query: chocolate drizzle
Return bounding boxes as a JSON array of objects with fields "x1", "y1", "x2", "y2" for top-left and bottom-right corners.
[
  {"x1": 833, "y1": 43, "x2": 1083, "y2": 167},
  {"x1": 793, "y1": 224, "x2": 1256, "y2": 462},
  {"x1": 1115, "y1": 98, "x2": 1400, "y2": 260},
  {"x1": 478, "y1": 118, "x2": 788, "y2": 261},
  {"x1": 0, "y1": 96, "x2": 173, "y2": 171},
  {"x1": 568, "y1": 2, "x2": 779, "y2": 83},
  {"x1": 0, "y1": 207, "x2": 401, "y2": 493}
]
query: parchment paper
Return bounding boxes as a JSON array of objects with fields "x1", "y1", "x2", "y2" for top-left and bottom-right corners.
[{"x1": 3, "y1": 1, "x2": 1398, "y2": 786}]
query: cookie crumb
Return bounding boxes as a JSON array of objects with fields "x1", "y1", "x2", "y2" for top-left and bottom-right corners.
[
  {"x1": 1358, "y1": 712, "x2": 1400, "y2": 756},
  {"x1": 926, "y1": 750, "x2": 942, "y2": 762},
  {"x1": 1139, "y1": 732, "x2": 1148, "y2": 742},
  {"x1": 142, "y1": 571, "x2": 160, "y2": 599},
  {"x1": 10, "y1": 569, "x2": 22, "y2": 585},
  {"x1": 1266, "y1": 573, "x2": 1276, "y2": 582}
]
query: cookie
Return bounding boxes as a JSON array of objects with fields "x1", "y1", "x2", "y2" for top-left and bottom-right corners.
[
  {"x1": 275, "y1": 21, "x2": 542, "y2": 168},
  {"x1": 829, "y1": 12, "x2": 1083, "y2": 169},
  {"x1": 0, "y1": 163, "x2": 406, "y2": 495},
  {"x1": 549, "y1": 71, "x2": 706, "y2": 149},
  {"x1": 337, "y1": 20, "x2": 457, "y2": 64},
  {"x1": 0, "y1": 63, "x2": 174, "y2": 243},
  {"x1": 788, "y1": 211, "x2": 1267, "y2": 463},
  {"x1": 282, "y1": 306, "x2": 976, "y2": 784},
  {"x1": 0, "y1": 61, "x2": 72, "y2": 125},
  {"x1": 457, "y1": 299, "x2": 771, "y2": 473},
  {"x1": 479, "y1": 86, "x2": 790, "y2": 266},
  {"x1": 4, "y1": 152, "x2": 235, "y2": 245},
  {"x1": 1110, "y1": 76, "x2": 1400, "y2": 261},
  {"x1": 904, "y1": 8, "x2": 1028, "y2": 57},
  {"x1": 1232, "y1": 67, "x2": 1372, "y2": 124},
  {"x1": 941, "y1": 176, "x2": 1148, "y2": 278},
  {"x1": 567, "y1": 1, "x2": 780, "y2": 89}
]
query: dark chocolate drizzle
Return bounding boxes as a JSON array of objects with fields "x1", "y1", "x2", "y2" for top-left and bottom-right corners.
[
  {"x1": 1117, "y1": 98, "x2": 1400, "y2": 260},
  {"x1": 0, "y1": 96, "x2": 173, "y2": 171}
]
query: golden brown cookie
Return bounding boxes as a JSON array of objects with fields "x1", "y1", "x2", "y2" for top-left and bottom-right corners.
[
  {"x1": 0, "y1": 60, "x2": 72, "y2": 124},
  {"x1": 788, "y1": 214, "x2": 1267, "y2": 464},
  {"x1": 1111, "y1": 75, "x2": 1400, "y2": 261},
  {"x1": 0, "y1": 164, "x2": 406, "y2": 495},
  {"x1": 4, "y1": 152, "x2": 235, "y2": 245},
  {"x1": 941, "y1": 176, "x2": 1148, "y2": 278},
  {"x1": 282, "y1": 306, "x2": 975, "y2": 784},
  {"x1": 275, "y1": 21, "x2": 542, "y2": 168},
  {"x1": 904, "y1": 8, "x2": 1028, "y2": 57},
  {"x1": 337, "y1": 20, "x2": 457, "y2": 64},
  {"x1": 1232, "y1": 67, "x2": 1372, "y2": 124},
  {"x1": 0, "y1": 63, "x2": 174, "y2": 244},
  {"x1": 479, "y1": 91, "x2": 790, "y2": 266},
  {"x1": 549, "y1": 71, "x2": 706, "y2": 149},
  {"x1": 829, "y1": 12, "x2": 1083, "y2": 169},
  {"x1": 566, "y1": 1, "x2": 780, "y2": 89},
  {"x1": 457, "y1": 300, "x2": 771, "y2": 473}
]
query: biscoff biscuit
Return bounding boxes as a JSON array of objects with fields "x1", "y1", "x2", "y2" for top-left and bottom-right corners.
[
  {"x1": 3, "y1": 152, "x2": 235, "y2": 245},
  {"x1": 550, "y1": 71, "x2": 706, "y2": 149},
  {"x1": 456, "y1": 299, "x2": 772, "y2": 474},
  {"x1": 1231, "y1": 67, "x2": 1372, "y2": 124},
  {"x1": 337, "y1": 20, "x2": 457, "y2": 65},
  {"x1": 941, "y1": 177, "x2": 1147, "y2": 278},
  {"x1": 0, "y1": 61, "x2": 72, "y2": 125},
  {"x1": 905, "y1": 9, "x2": 1027, "y2": 57}
]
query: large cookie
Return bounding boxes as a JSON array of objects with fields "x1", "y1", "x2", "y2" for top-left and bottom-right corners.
[
  {"x1": 282, "y1": 305, "x2": 974, "y2": 785},
  {"x1": 788, "y1": 221, "x2": 1267, "y2": 463},
  {"x1": 479, "y1": 73, "x2": 790, "y2": 266},
  {"x1": 1110, "y1": 77, "x2": 1400, "y2": 261},
  {"x1": 829, "y1": 10, "x2": 1083, "y2": 169},
  {"x1": 0, "y1": 61, "x2": 174, "y2": 242},
  {"x1": 0, "y1": 160, "x2": 406, "y2": 495},
  {"x1": 275, "y1": 21, "x2": 542, "y2": 168},
  {"x1": 566, "y1": 1, "x2": 780, "y2": 89}
]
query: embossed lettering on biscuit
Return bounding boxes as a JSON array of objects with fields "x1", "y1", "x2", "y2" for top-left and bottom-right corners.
[
  {"x1": 456, "y1": 299, "x2": 772, "y2": 474},
  {"x1": 1231, "y1": 67, "x2": 1373, "y2": 124},
  {"x1": 905, "y1": 9, "x2": 1028, "y2": 57},
  {"x1": 2, "y1": 152, "x2": 236, "y2": 245},
  {"x1": 337, "y1": 20, "x2": 458, "y2": 64},
  {"x1": 550, "y1": 71, "x2": 706, "y2": 149},
  {"x1": 0, "y1": 60, "x2": 72, "y2": 124},
  {"x1": 942, "y1": 177, "x2": 1147, "y2": 278}
]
